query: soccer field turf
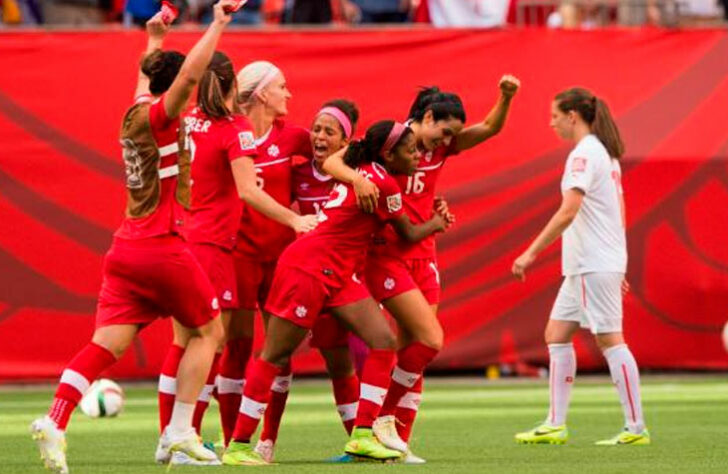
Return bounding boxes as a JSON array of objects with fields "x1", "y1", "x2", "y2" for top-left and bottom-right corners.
[{"x1": 4, "y1": 376, "x2": 727, "y2": 473}]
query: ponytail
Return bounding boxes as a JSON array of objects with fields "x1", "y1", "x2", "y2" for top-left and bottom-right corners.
[
  {"x1": 197, "y1": 51, "x2": 238, "y2": 119},
  {"x1": 555, "y1": 87, "x2": 625, "y2": 159}
]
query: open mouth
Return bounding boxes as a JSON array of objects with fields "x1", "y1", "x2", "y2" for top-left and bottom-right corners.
[{"x1": 313, "y1": 143, "x2": 330, "y2": 158}]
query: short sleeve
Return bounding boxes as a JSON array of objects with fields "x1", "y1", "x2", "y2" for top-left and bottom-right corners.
[
  {"x1": 148, "y1": 95, "x2": 172, "y2": 130},
  {"x1": 294, "y1": 126, "x2": 313, "y2": 159},
  {"x1": 561, "y1": 151, "x2": 595, "y2": 194},
  {"x1": 224, "y1": 119, "x2": 258, "y2": 163},
  {"x1": 376, "y1": 175, "x2": 405, "y2": 222}
]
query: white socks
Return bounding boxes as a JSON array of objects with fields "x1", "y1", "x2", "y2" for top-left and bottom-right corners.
[
  {"x1": 167, "y1": 401, "x2": 195, "y2": 437},
  {"x1": 547, "y1": 343, "x2": 576, "y2": 426},
  {"x1": 604, "y1": 344, "x2": 645, "y2": 433}
]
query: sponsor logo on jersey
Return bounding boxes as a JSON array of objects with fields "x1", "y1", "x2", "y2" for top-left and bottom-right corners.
[
  {"x1": 267, "y1": 144, "x2": 280, "y2": 157},
  {"x1": 238, "y1": 131, "x2": 255, "y2": 151},
  {"x1": 384, "y1": 278, "x2": 395, "y2": 291},
  {"x1": 222, "y1": 290, "x2": 233, "y2": 301},
  {"x1": 295, "y1": 305, "x2": 308, "y2": 318},
  {"x1": 387, "y1": 193, "x2": 403, "y2": 213},
  {"x1": 572, "y1": 157, "x2": 587, "y2": 172}
]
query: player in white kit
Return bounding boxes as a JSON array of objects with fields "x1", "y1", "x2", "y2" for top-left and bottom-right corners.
[{"x1": 511, "y1": 87, "x2": 649, "y2": 446}]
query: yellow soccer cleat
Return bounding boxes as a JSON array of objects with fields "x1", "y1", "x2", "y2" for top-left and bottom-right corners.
[
  {"x1": 222, "y1": 441, "x2": 269, "y2": 466},
  {"x1": 515, "y1": 423, "x2": 569, "y2": 445},
  {"x1": 595, "y1": 428, "x2": 651, "y2": 446},
  {"x1": 344, "y1": 427, "x2": 403, "y2": 461}
]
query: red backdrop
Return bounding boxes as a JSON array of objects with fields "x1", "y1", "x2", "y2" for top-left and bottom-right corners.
[{"x1": 1, "y1": 28, "x2": 727, "y2": 380}]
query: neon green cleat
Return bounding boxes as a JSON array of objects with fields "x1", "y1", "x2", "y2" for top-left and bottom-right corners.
[
  {"x1": 515, "y1": 423, "x2": 569, "y2": 445},
  {"x1": 595, "y1": 428, "x2": 651, "y2": 446},
  {"x1": 344, "y1": 427, "x2": 403, "y2": 461},
  {"x1": 222, "y1": 441, "x2": 269, "y2": 466}
]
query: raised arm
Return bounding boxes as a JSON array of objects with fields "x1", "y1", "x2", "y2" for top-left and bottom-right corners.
[
  {"x1": 321, "y1": 146, "x2": 379, "y2": 213},
  {"x1": 230, "y1": 158, "x2": 318, "y2": 233},
  {"x1": 455, "y1": 75, "x2": 520, "y2": 152},
  {"x1": 162, "y1": 0, "x2": 235, "y2": 119},
  {"x1": 134, "y1": 13, "x2": 169, "y2": 99},
  {"x1": 511, "y1": 189, "x2": 583, "y2": 281}
]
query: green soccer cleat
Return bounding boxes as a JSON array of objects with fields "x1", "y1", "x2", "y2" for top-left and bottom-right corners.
[
  {"x1": 515, "y1": 423, "x2": 569, "y2": 445},
  {"x1": 595, "y1": 428, "x2": 651, "y2": 446},
  {"x1": 344, "y1": 427, "x2": 403, "y2": 461},
  {"x1": 222, "y1": 441, "x2": 269, "y2": 466},
  {"x1": 30, "y1": 416, "x2": 69, "y2": 474}
]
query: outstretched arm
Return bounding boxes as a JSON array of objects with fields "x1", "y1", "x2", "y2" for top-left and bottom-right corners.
[
  {"x1": 134, "y1": 13, "x2": 169, "y2": 99},
  {"x1": 321, "y1": 146, "x2": 379, "y2": 213},
  {"x1": 455, "y1": 75, "x2": 520, "y2": 152}
]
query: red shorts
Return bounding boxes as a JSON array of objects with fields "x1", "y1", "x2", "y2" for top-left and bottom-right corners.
[
  {"x1": 96, "y1": 236, "x2": 218, "y2": 329},
  {"x1": 233, "y1": 251, "x2": 277, "y2": 311},
  {"x1": 309, "y1": 272, "x2": 368, "y2": 349},
  {"x1": 265, "y1": 266, "x2": 370, "y2": 330},
  {"x1": 365, "y1": 255, "x2": 440, "y2": 305},
  {"x1": 189, "y1": 242, "x2": 238, "y2": 309}
]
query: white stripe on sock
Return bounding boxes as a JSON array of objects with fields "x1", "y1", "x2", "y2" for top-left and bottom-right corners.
[
  {"x1": 391, "y1": 365, "x2": 420, "y2": 388},
  {"x1": 216, "y1": 375, "x2": 243, "y2": 395},
  {"x1": 337, "y1": 402, "x2": 358, "y2": 421},
  {"x1": 239, "y1": 397, "x2": 267, "y2": 419},
  {"x1": 396, "y1": 391, "x2": 422, "y2": 411},
  {"x1": 60, "y1": 369, "x2": 91, "y2": 396},
  {"x1": 158, "y1": 374, "x2": 177, "y2": 395},
  {"x1": 271, "y1": 374, "x2": 292, "y2": 394},
  {"x1": 197, "y1": 384, "x2": 215, "y2": 403},
  {"x1": 360, "y1": 383, "x2": 387, "y2": 406}
]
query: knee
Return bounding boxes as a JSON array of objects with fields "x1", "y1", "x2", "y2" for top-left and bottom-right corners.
[
  {"x1": 91, "y1": 336, "x2": 128, "y2": 360},
  {"x1": 418, "y1": 326, "x2": 444, "y2": 352},
  {"x1": 198, "y1": 317, "x2": 225, "y2": 346},
  {"x1": 370, "y1": 329, "x2": 397, "y2": 351}
]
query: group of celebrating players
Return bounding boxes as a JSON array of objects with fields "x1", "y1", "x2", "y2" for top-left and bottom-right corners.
[{"x1": 31, "y1": 0, "x2": 648, "y2": 472}]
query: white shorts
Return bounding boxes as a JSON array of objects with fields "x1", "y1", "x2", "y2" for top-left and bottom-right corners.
[{"x1": 549, "y1": 272, "x2": 624, "y2": 334}]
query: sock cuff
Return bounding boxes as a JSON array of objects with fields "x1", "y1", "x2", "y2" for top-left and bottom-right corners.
[
  {"x1": 88, "y1": 342, "x2": 118, "y2": 363},
  {"x1": 548, "y1": 343, "x2": 575, "y2": 354},
  {"x1": 603, "y1": 343, "x2": 629, "y2": 359},
  {"x1": 397, "y1": 341, "x2": 439, "y2": 372}
]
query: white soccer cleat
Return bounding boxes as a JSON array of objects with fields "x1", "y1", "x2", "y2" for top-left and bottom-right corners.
[
  {"x1": 254, "y1": 439, "x2": 276, "y2": 463},
  {"x1": 30, "y1": 416, "x2": 69, "y2": 474},
  {"x1": 169, "y1": 451, "x2": 222, "y2": 466},
  {"x1": 402, "y1": 450, "x2": 426, "y2": 464},
  {"x1": 372, "y1": 415, "x2": 408, "y2": 453},
  {"x1": 154, "y1": 429, "x2": 172, "y2": 464},
  {"x1": 167, "y1": 428, "x2": 220, "y2": 465}
]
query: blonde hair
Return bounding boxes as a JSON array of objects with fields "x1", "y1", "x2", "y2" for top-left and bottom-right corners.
[{"x1": 236, "y1": 61, "x2": 281, "y2": 109}]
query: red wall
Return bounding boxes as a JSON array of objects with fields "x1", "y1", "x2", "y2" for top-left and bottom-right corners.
[{"x1": 1, "y1": 28, "x2": 727, "y2": 380}]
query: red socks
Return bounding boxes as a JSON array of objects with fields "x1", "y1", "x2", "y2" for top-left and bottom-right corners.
[
  {"x1": 231, "y1": 358, "x2": 281, "y2": 443},
  {"x1": 379, "y1": 342, "x2": 438, "y2": 417},
  {"x1": 158, "y1": 344, "x2": 185, "y2": 433},
  {"x1": 331, "y1": 374, "x2": 359, "y2": 435},
  {"x1": 49, "y1": 343, "x2": 116, "y2": 430},
  {"x1": 395, "y1": 376, "x2": 423, "y2": 442},
  {"x1": 192, "y1": 352, "x2": 221, "y2": 434},
  {"x1": 259, "y1": 364, "x2": 292, "y2": 442},
  {"x1": 353, "y1": 349, "x2": 395, "y2": 428},
  {"x1": 217, "y1": 337, "x2": 253, "y2": 445}
]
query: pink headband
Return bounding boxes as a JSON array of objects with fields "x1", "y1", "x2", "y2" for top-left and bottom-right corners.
[
  {"x1": 380, "y1": 122, "x2": 407, "y2": 157},
  {"x1": 252, "y1": 66, "x2": 281, "y2": 98},
  {"x1": 317, "y1": 106, "x2": 353, "y2": 139}
]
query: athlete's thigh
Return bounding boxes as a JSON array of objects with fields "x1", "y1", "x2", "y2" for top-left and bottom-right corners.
[
  {"x1": 260, "y1": 316, "x2": 310, "y2": 366},
  {"x1": 331, "y1": 298, "x2": 395, "y2": 350},
  {"x1": 383, "y1": 289, "x2": 442, "y2": 349}
]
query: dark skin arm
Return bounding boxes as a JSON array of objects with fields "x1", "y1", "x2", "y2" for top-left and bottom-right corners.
[{"x1": 390, "y1": 212, "x2": 447, "y2": 243}]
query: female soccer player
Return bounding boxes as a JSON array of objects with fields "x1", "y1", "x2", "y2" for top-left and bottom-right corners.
[
  {"x1": 31, "y1": 5, "x2": 236, "y2": 472},
  {"x1": 325, "y1": 77, "x2": 520, "y2": 461},
  {"x1": 512, "y1": 87, "x2": 649, "y2": 446},
  {"x1": 253, "y1": 99, "x2": 363, "y2": 463},
  {"x1": 221, "y1": 121, "x2": 451, "y2": 465}
]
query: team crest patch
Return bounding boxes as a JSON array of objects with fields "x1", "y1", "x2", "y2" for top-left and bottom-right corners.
[
  {"x1": 384, "y1": 278, "x2": 395, "y2": 291},
  {"x1": 387, "y1": 193, "x2": 402, "y2": 213},
  {"x1": 222, "y1": 290, "x2": 233, "y2": 301},
  {"x1": 295, "y1": 305, "x2": 308, "y2": 318},
  {"x1": 238, "y1": 131, "x2": 255, "y2": 151},
  {"x1": 572, "y1": 157, "x2": 587, "y2": 172},
  {"x1": 267, "y1": 144, "x2": 280, "y2": 157}
]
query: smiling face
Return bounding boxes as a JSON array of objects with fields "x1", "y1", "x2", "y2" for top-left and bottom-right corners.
[
  {"x1": 310, "y1": 113, "x2": 348, "y2": 163},
  {"x1": 417, "y1": 110, "x2": 464, "y2": 151},
  {"x1": 385, "y1": 132, "x2": 420, "y2": 176},
  {"x1": 261, "y1": 73, "x2": 291, "y2": 117}
]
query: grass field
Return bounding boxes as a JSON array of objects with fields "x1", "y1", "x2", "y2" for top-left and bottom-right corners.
[{"x1": 4, "y1": 376, "x2": 727, "y2": 473}]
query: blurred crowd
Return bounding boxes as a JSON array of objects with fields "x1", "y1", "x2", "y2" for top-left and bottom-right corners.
[{"x1": 1, "y1": 0, "x2": 726, "y2": 27}]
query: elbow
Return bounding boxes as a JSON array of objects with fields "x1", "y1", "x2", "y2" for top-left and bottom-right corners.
[{"x1": 237, "y1": 185, "x2": 255, "y2": 202}]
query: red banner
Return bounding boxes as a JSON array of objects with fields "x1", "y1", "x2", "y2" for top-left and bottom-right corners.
[{"x1": 1, "y1": 28, "x2": 727, "y2": 380}]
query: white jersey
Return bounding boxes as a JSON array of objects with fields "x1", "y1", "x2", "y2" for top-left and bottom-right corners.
[{"x1": 560, "y1": 134, "x2": 627, "y2": 276}]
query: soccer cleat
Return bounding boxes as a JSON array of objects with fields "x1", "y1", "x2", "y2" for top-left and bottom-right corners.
[
  {"x1": 595, "y1": 428, "x2": 651, "y2": 446},
  {"x1": 325, "y1": 453, "x2": 358, "y2": 463},
  {"x1": 167, "y1": 429, "x2": 220, "y2": 465},
  {"x1": 515, "y1": 423, "x2": 569, "y2": 445},
  {"x1": 169, "y1": 451, "x2": 221, "y2": 466},
  {"x1": 344, "y1": 427, "x2": 403, "y2": 461},
  {"x1": 222, "y1": 441, "x2": 268, "y2": 466},
  {"x1": 373, "y1": 415, "x2": 408, "y2": 452},
  {"x1": 30, "y1": 416, "x2": 69, "y2": 474},
  {"x1": 154, "y1": 430, "x2": 172, "y2": 464},
  {"x1": 254, "y1": 439, "x2": 275, "y2": 463},
  {"x1": 401, "y1": 450, "x2": 426, "y2": 464}
]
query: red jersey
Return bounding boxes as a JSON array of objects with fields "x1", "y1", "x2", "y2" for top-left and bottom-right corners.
[
  {"x1": 115, "y1": 95, "x2": 188, "y2": 240},
  {"x1": 371, "y1": 142, "x2": 457, "y2": 259},
  {"x1": 279, "y1": 162, "x2": 405, "y2": 287},
  {"x1": 292, "y1": 159, "x2": 334, "y2": 217},
  {"x1": 183, "y1": 108, "x2": 258, "y2": 250},
  {"x1": 235, "y1": 119, "x2": 312, "y2": 261}
]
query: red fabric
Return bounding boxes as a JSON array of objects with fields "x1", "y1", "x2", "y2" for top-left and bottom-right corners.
[
  {"x1": 158, "y1": 344, "x2": 184, "y2": 432},
  {"x1": 310, "y1": 313, "x2": 350, "y2": 349},
  {"x1": 292, "y1": 159, "x2": 334, "y2": 216},
  {"x1": 259, "y1": 364, "x2": 292, "y2": 442},
  {"x1": 184, "y1": 110, "x2": 257, "y2": 250},
  {"x1": 233, "y1": 253, "x2": 277, "y2": 311},
  {"x1": 331, "y1": 374, "x2": 359, "y2": 434},
  {"x1": 355, "y1": 349, "x2": 396, "y2": 428},
  {"x1": 188, "y1": 242, "x2": 238, "y2": 310},
  {"x1": 1, "y1": 29, "x2": 728, "y2": 380},
  {"x1": 396, "y1": 376, "x2": 423, "y2": 442},
  {"x1": 366, "y1": 255, "x2": 440, "y2": 304},
  {"x1": 380, "y1": 342, "x2": 438, "y2": 416},
  {"x1": 218, "y1": 337, "x2": 253, "y2": 444},
  {"x1": 232, "y1": 358, "x2": 281, "y2": 443}
]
